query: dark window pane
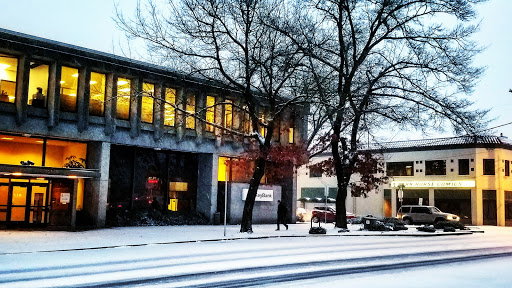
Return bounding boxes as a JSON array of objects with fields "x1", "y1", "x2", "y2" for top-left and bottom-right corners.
[
  {"x1": 483, "y1": 159, "x2": 495, "y2": 175},
  {"x1": 459, "y1": 159, "x2": 470, "y2": 175},
  {"x1": 506, "y1": 160, "x2": 510, "y2": 177},
  {"x1": 309, "y1": 165, "x2": 323, "y2": 178},
  {"x1": 425, "y1": 160, "x2": 446, "y2": 175},
  {"x1": 386, "y1": 162, "x2": 414, "y2": 176}
]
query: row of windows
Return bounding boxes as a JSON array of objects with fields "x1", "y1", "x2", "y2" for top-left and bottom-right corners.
[
  {"x1": 386, "y1": 159, "x2": 510, "y2": 177},
  {"x1": 0, "y1": 54, "x2": 300, "y2": 139}
]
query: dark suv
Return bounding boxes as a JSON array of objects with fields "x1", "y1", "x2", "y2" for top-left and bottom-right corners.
[
  {"x1": 397, "y1": 205, "x2": 459, "y2": 225},
  {"x1": 311, "y1": 206, "x2": 355, "y2": 223}
]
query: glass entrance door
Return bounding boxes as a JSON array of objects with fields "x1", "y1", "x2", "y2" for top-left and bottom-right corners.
[{"x1": 10, "y1": 183, "x2": 28, "y2": 222}]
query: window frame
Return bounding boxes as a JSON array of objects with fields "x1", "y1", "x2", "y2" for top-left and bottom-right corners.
[
  {"x1": 483, "y1": 159, "x2": 495, "y2": 175},
  {"x1": 425, "y1": 160, "x2": 446, "y2": 176}
]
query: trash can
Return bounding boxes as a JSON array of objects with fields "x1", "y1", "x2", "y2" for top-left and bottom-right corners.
[{"x1": 363, "y1": 215, "x2": 377, "y2": 230}]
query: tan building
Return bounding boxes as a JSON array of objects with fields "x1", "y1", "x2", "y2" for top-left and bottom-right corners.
[{"x1": 298, "y1": 135, "x2": 512, "y2": 226}]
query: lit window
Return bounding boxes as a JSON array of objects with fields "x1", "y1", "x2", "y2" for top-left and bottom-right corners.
[
  {"x1": 60, "y1": 66, "x2": 79, "y2": 112},
  {"x1": 186, "y1": 95, "x2": 195, "y2": 129},
  {"x1": 28, "y1": 60, "x2": 49, "y2": 108},
  {"x1": 164, "y1": 88, "x2": 175, "y2": 126},
  {"x1": 116, "y1": 78, "x2": 131, "y2": 120},
  {"x1": 259, "y1": 113, "x2": 267, "y2": 137},
  {"x1": 89, "y1": 72, "x2": 105, "y2": 116},
  {"x1": 0, "y1": 54, "x2": 17, "y2": 104},
  {"x1": 224, "y1": 99, "x2": 233, "y2": 130},
  {"x1": 206, "y1": 96, "x2": 215, "y2": 132},
  {"x1": 141, "y1": 83, "x2": 154, "y2": 123},
  {"x1": 289, "y1": 128, "x2": 294, "y2": 144}
]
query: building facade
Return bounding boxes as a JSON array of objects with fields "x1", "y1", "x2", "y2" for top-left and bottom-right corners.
[
  {"x1": 297, "y1": 136, "x2": 512, "y2": 226},
  {"x1": 0, "y1": 28, "x2": 305, "y2": 229}
]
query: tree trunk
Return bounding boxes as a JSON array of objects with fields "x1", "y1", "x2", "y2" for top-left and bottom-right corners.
[
  {"x1": 240, "y1": 156, "x2": 266, "y2": 233},
  {"x1": 335, "y1": 181, "x2": 348, "y2": 229}
]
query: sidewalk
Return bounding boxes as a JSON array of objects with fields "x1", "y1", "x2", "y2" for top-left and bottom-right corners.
[{"x1": 0, "y1": 222, "x2": 487, "y2": 255}]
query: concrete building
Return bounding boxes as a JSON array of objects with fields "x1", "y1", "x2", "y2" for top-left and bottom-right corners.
[
  {"x1": 297, "y1": 136, "x2": 512, "y2": 226},
  {"x1": 0, "y1": 28, "x2": 305, "y2": 229}
]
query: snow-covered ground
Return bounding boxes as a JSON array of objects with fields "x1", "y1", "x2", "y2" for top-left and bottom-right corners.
[
  {"x1": 1, "y1": 224, "x2": 511, "y2": 287},
  {"x1": 0, "y1": 222, "x2": 487, "y2": 254}
]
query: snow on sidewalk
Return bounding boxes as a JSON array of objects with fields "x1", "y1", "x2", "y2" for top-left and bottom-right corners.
[{"x1": 0, "y1": 222, "x2": 500, "y2": 255}]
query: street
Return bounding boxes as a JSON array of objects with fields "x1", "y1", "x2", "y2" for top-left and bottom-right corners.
[{"x1": 1, "y1": 225, "x2": 512, "y2": 287}]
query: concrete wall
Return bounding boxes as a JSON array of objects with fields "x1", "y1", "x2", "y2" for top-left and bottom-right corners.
[
  {"x1": 228, "y1": 183, "x2": 282, "y2": 224},
  {"x1": 196, "y1": 153, "x2": 218, "y2": 223}
]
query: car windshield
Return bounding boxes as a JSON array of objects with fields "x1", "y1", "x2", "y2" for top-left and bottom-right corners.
[{"x1": 431, "y1": 207, "x2": 441, "y2": 213}]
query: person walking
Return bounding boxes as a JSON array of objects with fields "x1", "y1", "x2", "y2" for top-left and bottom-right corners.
[{"x1": 276, "y1": 200, "x2": 288, "y2": 230}]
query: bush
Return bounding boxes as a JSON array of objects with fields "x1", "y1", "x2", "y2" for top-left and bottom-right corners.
[
  {"x1": 434, "y1": 221, "x2": 466, "y2": 230},
  {"x1": 106, "y1": 208, "x2": 209, "y2": 227},
  {"x1": 416, "y1": 225, "x2": 436, "y2": 232}
]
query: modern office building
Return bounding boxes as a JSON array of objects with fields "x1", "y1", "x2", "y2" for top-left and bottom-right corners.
[
  {"x1": 0, "y1": 28, "x2": 305, "y2": 229},
  {"x1": 297, "y1": 135, "x2": 512, "y2": 226}
]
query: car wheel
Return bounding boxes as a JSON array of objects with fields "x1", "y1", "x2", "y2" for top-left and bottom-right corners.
[
  {"x1": 312, "y1": 216, "x2": 319, "y2": 223},
  {"x1": 403, "y1": 218, "x2": 413, "y2": 225}
]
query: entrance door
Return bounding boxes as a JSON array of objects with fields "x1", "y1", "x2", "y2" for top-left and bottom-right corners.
[
  {"x1": 10, "y1": 183, "x2": 28, "y2": 222},
  {"x1": 0, "y1": 183, "x2": 8, "y2": 221},
  {"x1": 483, "y1": 190, "x2": 497, "y2": 226}
]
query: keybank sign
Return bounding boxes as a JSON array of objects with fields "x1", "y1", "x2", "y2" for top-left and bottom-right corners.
[
  {"x1": 391, "y1": 181, "x2": 476, "y2": 188},
  {"x1": 242, "y1": 189, "x2": 274, "y2": 201}
]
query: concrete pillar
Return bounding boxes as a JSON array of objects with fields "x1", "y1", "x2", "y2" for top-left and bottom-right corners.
[
  {"x1": 77, "y1": 66, "x2": 90, "y2": 132},
  {"x1": 195, "y1": 91, "x2": 205, "y2": 144},
  {"x1": 391, "y1": 188, "x2": 397, "y2": 217},
  {"x1": 84, "y1": 141, "x2": 111, "y2": 228},
  {"x1": 104, "y1": 74, "x2": 116, "y2": 135},
  {"x1": 153, "y1": 83, "x2": 163, "y2": 140},
  {"x1": 196, "y1": 153, "x2": 218, "y2": 223},
  {"x1": 175, "y1": 87, "x2": 185, "y2": 141},
  {"x1": 48, "y1": 62, "x2": 62, "y2": 127},
  {"x1": 472, "y1": 188, "x2": 483, "y2": 226},
  {"x1": 71, "y1": 179, "x2": 78, "y2": 229},
  {"x1": 498, "y1": 189, "x2": 505, "y2": 226},
  {"x1": 130, "y1": 78, "x2": 142, "y2": 138},
  {"x1": 15, "y1": 54, "x2": 30, "y2": 125},
  {"x1": 429, "y1": 189, "x2": 435, "y2": 207}
]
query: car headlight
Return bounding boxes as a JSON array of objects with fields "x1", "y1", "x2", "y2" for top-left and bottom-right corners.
[{"x1": 448, "y1": 215, "x2": 459, "y2": 221}]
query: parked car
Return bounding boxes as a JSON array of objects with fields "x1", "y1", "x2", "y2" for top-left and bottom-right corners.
[
  {"x1": 397, "y1": 205, "x2": 460, "y2": 225},
  {"x1": 311, "y1": 206, "x2": 355, "y2": 223}
]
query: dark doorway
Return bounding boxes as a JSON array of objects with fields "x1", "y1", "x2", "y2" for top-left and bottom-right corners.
[{"x1": 483, "y1": 190, "x2": 497, "y2": 225}]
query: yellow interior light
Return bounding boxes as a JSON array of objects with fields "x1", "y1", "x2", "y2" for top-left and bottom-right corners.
[
  {"x1": 69, "y1": 175, "x2": 78, "y2": 179},
  {"x1": 12, "y1": 172, "x2": 23, "y2": 176},
  {"x1": 72, "y1": 73, "x2": 79, "y2": 77},
  {"x1": 60, "y1": 81, "x2": 65, "y2": 84},
  {"x1": 69, "y1": 94, "x2": 76, "y2": 97},
  {"x1": 90, "y1": 81, "x2": 97, "y2": 84},
  {"x1": 117, "y1": 80, "x2": 128, "y2": 85},
  {"x1": 35, "y1": 140, "x2": 44, "y2": 143},
  {"x1": 0, "y1": 64, "x2": 10, "y2": 70},
  {"x1": 1, "y1": 137, "x2": 14, "y2": 140},
  {"x1": 119, "y1": 88, "x2": 131, "y2": 93}
]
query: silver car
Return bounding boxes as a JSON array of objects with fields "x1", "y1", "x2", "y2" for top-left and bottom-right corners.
[{"x1": 397, "y1": 205, "x2": 459, "y2": 225}]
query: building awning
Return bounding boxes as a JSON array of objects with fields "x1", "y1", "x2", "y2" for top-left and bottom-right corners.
[{"x1": 0, "y1": 164, "x2": 99, "y2": 179}]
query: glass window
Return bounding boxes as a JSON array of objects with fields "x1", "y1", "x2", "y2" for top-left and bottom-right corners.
[
  {"x1": 506, "y1": 160, "x2": 510, "y2": 177},
  {"x1": 28, "y1": 60, "x2": 49, "y2": 108},
  {"x1": 116, "y1": 78, "x2": 131, "y2": 120},
  {"x1": 0, "y1": 134, "x2": 43, "y2": 166},
  {"x1": 386, "y1": 162, "x2": 414, "y2": 176},
  {"x1": 506, "y1": 191, "x2": 512, "y2": 222},
  {"x1": 243, "y1": 106, "x2": 251, "y2": 133},
  {"x1": 60, "y1": 66, "x2": 79, "y2": 112},
  {"x1": 89, "y1": 72, "x2": 106, "y2": 116},
  {"x1": 459, "y1": 159, "x2": 470, "y2": 175},
  {"x1": 164, "y1": 88, "x2": 175, "y2": 126},
  {"x1": 425, "y1": 160, "x2": 446, "y2": 175},
  {"x1": 141, "y1": 83, "x2": 154, "y2": 123},
  {"x1": 289, "y1": 128, "x2": 294, "y2": 144},
  {"x1": 224, "y1": 99, "x2": 233, "y2": 130},
  {"x1": 186, "y1": 95, "x2": 195, "y2": 129},
  {"x1": 483, "y1": 159, "x2": 495, "y2": 175},
  {"x1": 206, "y1": 96, "x2": 215, "y2": 132},
  {"x1": 0, "y1": 54, "x2": 17, "y2": 104},
  {"x1": 259, "y1": 113, "x2": 266, "y2": 137},
  {"x1": 309, "y1": 165, "x2": 323, "y2": 178}
]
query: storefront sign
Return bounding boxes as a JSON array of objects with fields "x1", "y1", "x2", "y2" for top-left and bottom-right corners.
[
  {"x1": 391, "y1": 181, "x2": 475, "y2": 188},
  {"x1": 60, "y1": 193, "x2": 70, "y2": 204},
  {"x1": 242, "y1": 189, "x2": 274, "y2": 201}
]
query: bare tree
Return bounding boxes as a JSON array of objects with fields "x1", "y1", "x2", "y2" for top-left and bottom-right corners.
[
  {"x1": 281, "y1": 0, "x2": 489, "y2": 228},
  {"x1": 115, "y1": 0, "x2": 307, "y2": 232}
]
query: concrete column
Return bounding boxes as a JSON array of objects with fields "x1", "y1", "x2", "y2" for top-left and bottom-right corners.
[
  {"x1": 196, "y1": 153, "x2": 218, "y2": 223},
  {"x1": 104, "y1": 74, "x2": 116, "y2": 135},
  {"x1": 391, "y1": 188, "x2": 397, "y2": 217},
  {"x1": 472, "y1": 188, "x2": 483, "y2": 225},
  {"x1": 15, "y1": 54, "x2": 30, "y2": 125},
  {"x1": 429, "y1": 189, "x2": 435, "y2": 207},
  {"x1": 71, "y1": 179, "x2": 78, "y2": 229},
  {"x1": 84, "y1": 141, "x2": 111, "y2": 228},
  {"x1": 130, "y1": 78, "x2": 142, "y2": 138},
  {"x1": 153, "y1": 83, "x2": 163, "y2": 140},
  {"x1": 175, "y1": 87, "x2": 185, "y2": 141},
  {"x1": 195, "y1": 91, "x2": 205, "y2": 144},
  {"x1": 47, "y1": 62, "x2": 62, "y2": 127},
  {"x1": 77, "y1": 66, "x2": 90, "y2": 132},
  {"x1": 498, "y1": 189, "x2": 505, "y2": 226}
]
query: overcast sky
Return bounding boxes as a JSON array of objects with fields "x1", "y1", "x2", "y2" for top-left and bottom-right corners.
[{"x1": 1, "y1": 0, "x2": 511, "y2": 140}]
